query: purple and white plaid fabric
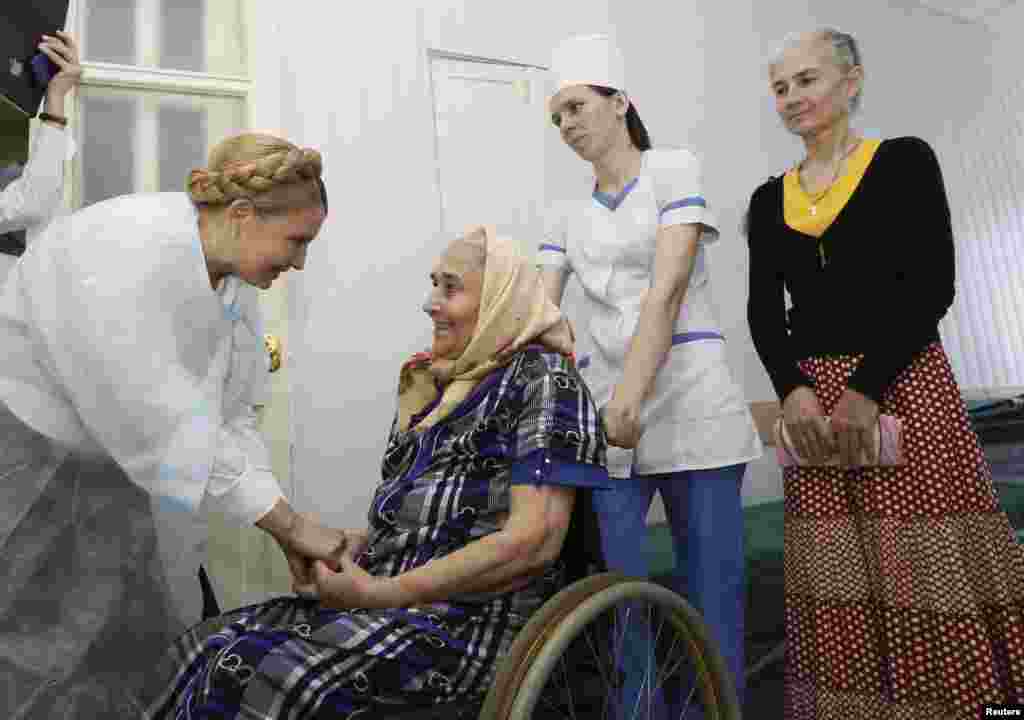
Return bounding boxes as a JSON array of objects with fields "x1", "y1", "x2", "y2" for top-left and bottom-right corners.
[{"x1": 143, "y1": 349, "x2": 607, "y2": 719}]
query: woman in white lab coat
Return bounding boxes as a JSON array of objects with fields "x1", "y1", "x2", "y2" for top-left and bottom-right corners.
[
  {"x1": 0, "y1": 31, "x2": 80, "y2": 282},
  {"x1": 538, "y1": 34, "x2": 762, "y2": 712},
  {"x1": 0, "y1": 132, "x2": 344, "y2": 718}
]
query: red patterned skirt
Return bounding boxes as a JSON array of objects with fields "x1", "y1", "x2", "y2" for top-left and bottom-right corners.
[{"x1": 784, "y1": 343, "x2": 1024, "y2": 719}]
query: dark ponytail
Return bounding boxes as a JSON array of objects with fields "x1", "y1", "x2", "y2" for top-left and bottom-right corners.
[{"x1": 590, "y1": 85, "x2": 652, "y2": 151}]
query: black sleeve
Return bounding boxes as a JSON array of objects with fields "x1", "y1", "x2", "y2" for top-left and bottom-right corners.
[
  {"x1": 746, "y1": 182, "x2": 816, "y2": 402},
  {"x1": 846, "y1": 137, "x2": 956, "y2": 402}
]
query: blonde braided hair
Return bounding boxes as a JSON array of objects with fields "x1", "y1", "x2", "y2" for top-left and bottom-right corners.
[{"x1": 187, "y1": 133, "x2": 324, "y2": 212}]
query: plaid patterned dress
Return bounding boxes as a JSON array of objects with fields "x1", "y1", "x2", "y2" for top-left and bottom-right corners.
[{"x1": 143, "y1": 348, "x2": 608, "y2": 719}]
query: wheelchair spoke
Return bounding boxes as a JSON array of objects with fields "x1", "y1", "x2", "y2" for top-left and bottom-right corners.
[
  {"x1": 559, "y1": 655, "x2": 578, "y2": 720},
  {"x1": 677, "y1": 683, "x2": 699, "y2": 720},
  {"x1": 653, "y1": 613, "x2": 704, "y2": 719},
  {"x1": 655, "y1": 631, "x2": 691, "y2": 690},
  {"x1": 628, "y1": 656, "x2": 652, "y2": 720},
  {"x1": 651, "y1": 605, "x2": 668, "y2": 660},
  {"x1": 580, "y1": 623, "x2": 620, "y2": 720},
  {"x1": 615, "y1": 602, "x2": 634, "y2": 662},
  {"x1": 646, "y1": 601, "x2": 653, "y2": 720},
  {"x1": 582, "y1": 622, "x2": 615, "y2": 692},
  {"x1": 515, "y1": 583, "x2": 733, "y2": 720},
  {"x1": 537, "y1": 686, "x2": 567, "y2": 716}
]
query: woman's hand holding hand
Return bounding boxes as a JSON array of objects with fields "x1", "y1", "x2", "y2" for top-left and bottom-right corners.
[
  {"x1": 782, "y1": 386, "x2": 834, "y2": 464},
  {"x1": 283, "y1": 525, "x2": 371, "y2": 599},
  {"x1": 830, "y1": 388, "x2": 880, "y2": 467},
  {"x1": 284, "y1": 512, "x2": 347, "y2": 567},
  {"x1": 339, "y1": 530, "x2": 369, "y2": 562},
  {"x1": 271, "y1": 512, "x2": 348, "y2": 596}
]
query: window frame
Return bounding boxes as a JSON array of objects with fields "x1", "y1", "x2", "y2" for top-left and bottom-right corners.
[{"x1": 65, "y1": 0, "x2": 252, "y2": 209}]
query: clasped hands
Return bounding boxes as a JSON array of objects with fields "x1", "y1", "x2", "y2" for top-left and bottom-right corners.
[
  {"x1": 272, "y1": 514, "x2": 385, "y2": 610},
  {"x1": 781, "y1": 386, "x2": 880, "y2": 467}
]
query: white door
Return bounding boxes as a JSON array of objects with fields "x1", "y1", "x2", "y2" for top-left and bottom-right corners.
[
  {"x1": 430, "y1": 55, "x2": 550, "y2": 255},
  {"x1": 432, "y1": 51, "x2": 587, "y2": 337},
  {"x1": 429, "y1": 52, "x2": 589, "y2": 327}
]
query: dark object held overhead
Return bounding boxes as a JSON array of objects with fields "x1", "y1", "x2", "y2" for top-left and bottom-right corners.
[
  {"x1": 30, "y1": 51, "x2": 61, "y2": 90},
  {"x1": 0, "y1": 0, "x2": 71, "y2": 115}
]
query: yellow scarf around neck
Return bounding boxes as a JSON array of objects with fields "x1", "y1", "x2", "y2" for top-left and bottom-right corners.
[{"x1": 397, "y1": 226, "x2": 574, "y2": 432}]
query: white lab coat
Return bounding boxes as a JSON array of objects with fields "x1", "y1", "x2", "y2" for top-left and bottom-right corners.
[
  {"x1": 539, "y1": 148, "x2": 762, "y2": 478},
  {"x1": 0, "y1": 192, "x2": 283, "y2": 624},
  {"x1": 0, "y1": 120, "x2": 75, "y2": 282}
]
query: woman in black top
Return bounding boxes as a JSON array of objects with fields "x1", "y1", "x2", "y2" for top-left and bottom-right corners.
[{"x1": 747, "y1": 29, "x2": 1024, "y2": 719}]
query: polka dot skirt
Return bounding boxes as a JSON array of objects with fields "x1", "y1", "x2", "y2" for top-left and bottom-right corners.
[{"x1": 783, "y1": 343, "x2": 1024, "y2": 719}]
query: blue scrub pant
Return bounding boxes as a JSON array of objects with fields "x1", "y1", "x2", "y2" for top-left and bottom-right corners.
[{"x1": 591, "y1": 463, "x2": 747, "y2": 718}]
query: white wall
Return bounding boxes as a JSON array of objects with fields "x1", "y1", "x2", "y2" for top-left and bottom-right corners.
[
  {"x1": 260, "y1": 1, "x2": 615, "y2": 529},
  {"x1": 606, "y1": 0, "x2": 1001, "y2": 405},
  {"x1": 607, "y1": 0, "x2": 1007, "y2": 512},
  {"x1": 257, "y1": 0, "x2": 1019, "y2": 528}
]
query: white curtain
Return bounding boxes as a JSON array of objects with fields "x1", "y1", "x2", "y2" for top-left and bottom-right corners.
[{"x1": 938, "y1": 53, "x2": 1024, "y2": 392}]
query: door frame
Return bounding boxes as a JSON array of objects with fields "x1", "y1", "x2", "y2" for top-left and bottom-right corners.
[{"x1": 426, "y1": 48, "x2": 549, "y2": 239}]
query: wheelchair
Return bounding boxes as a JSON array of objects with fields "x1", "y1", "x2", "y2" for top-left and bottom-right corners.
[
  {"x1": 475, "y1": 569, "x2": 743, "y2": 719},
  {"x1": 387, "y1": 491, "x2": 742, "y2": 720},
  {"x1": 199, "y1": 491, "x2": 743, "y2": 720}
]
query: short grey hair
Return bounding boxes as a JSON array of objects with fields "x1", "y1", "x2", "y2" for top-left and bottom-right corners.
[
  {"x1": 774, "y1": 28, "x2": 864, "y2": 112},
  {"x1": 820, "y1": 29, "x2": 862, "y2": 110}
]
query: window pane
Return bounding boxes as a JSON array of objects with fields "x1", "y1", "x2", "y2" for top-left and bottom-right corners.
[
  {"x1": 80, "y1": 93, "x2": 136, "y2": 207},
  {"x1": 158, "y1": 104, "x2": 206, "y2": 193},
  {"x1": 161, "y1": 0, "x2": 205, "y2": 72},
  {"x1": 82, "y1": 0, "x2": 245, "y2": 76},
  {"x1": 78, "y1": 86, "x2": 245, "y2": 208},
  {"x1": 83, "y1": 0, "x2": 135, "y2": 66}
]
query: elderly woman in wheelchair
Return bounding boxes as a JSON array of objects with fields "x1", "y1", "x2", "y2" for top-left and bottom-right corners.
[{"x1": 143, "y1": 227, "x2": 740, "y2": 720}]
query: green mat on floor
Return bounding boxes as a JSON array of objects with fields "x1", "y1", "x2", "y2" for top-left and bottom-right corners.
[{"x1": 647, "y1": 501, "x2": 786, "y2": 578}]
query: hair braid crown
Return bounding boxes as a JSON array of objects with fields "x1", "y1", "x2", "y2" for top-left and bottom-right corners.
[{"x1": 187, "y1": 134, "x2": 323, "y2": 206}]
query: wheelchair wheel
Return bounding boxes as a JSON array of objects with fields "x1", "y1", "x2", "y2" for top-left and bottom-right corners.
[{"x1": 480, "y1": 573, "x2": 741, "y2": 720}]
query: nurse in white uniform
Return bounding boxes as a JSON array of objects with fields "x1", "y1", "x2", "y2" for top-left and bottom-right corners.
[{"x1": 538, "y1": 34, "x2": 762, "y2": 709}]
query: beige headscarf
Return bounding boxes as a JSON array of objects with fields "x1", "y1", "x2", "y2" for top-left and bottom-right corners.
[{"x1": 397, "y1": 226, "x2": 574, "y2": 432}]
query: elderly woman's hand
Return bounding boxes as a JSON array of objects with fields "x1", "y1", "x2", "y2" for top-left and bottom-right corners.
[
  {"x1": 830, "y1": 388, "x2": 880, "y2": 467},
  {"x1": 258, "y1": 507, "x2": 348, "y2": 596},
  {"x1": 286, "y1": 527, "x2": 370, "y2": 598},
  {"x1": 314, "y1": 556, "x2": 393, "y2": 610},
  {"x1": 782, "y1": 386, "x2": 834, "y2": 464}
]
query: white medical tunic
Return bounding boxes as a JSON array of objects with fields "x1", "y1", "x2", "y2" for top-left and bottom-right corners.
[
  {"x1": 0, "y1": 193, "x2": 287, "y2": 715},
  {"x1": 0, "y1": 191, "x2": 283, "y2": 523},
  {"x1": 0, "y1": 120, "x2": 76, "y2": 282},
  {"x1": 0, "y1": 192, "x2": 284, "y2": 623},
  {"x1": 539, "y1": 148, "x2": 762, "y2": 478}
]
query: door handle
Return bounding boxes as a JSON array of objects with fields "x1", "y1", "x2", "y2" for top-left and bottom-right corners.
[{"x1": 264, "y1": 334, "x2": 282, "y2": 373}]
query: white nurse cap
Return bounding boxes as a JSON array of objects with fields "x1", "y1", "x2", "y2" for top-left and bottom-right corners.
[{"x1": 549, "y1": 33, "x2": 626, "y2": 95}]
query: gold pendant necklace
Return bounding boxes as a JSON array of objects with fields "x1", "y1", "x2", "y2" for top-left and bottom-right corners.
[{"x1": 801, "y1": 137, "x2": 862, "y2": 218}]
